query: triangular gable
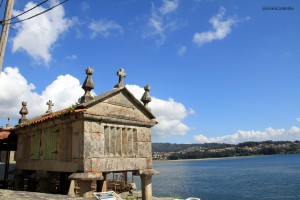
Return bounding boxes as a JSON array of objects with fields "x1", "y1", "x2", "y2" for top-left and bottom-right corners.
[{"x1": 77, "y1": 87, "x2": 156, "y2": 120}]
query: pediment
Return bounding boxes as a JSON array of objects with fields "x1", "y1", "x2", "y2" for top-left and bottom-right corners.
[{"x1": 78, "y1": 87, "x2": 155, "y2": 123}]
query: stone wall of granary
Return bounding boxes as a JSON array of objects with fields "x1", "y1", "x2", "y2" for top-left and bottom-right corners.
[
  {"x1": 15, "y1": 115, "x2": 85, "y2": 173},
  {"x1": 82, "y1": 91, "x2": 154, "y2": 173},
  {"x1": 83, "y1": 120, "x2": 153, "y2": 173}
]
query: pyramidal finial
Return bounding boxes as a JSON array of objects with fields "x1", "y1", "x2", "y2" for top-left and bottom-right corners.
[
  {"x1": 80, "y1": 67, "x2": 95, "y2": 103},
  {"x1": 46, "y1": 100, "x2": 54, "y2": 114},
  {"x1": 114, "y1": 68, "x2": 126, "y2": 88},
  {"x1": 6, "y1": 117, "x2": 11, "y2": 128},
  {"x1": 141, "y1": 85, "x2": 152, "y2": 111},
  {"x1": 19, "y1": 101, "x2": 29, "y2": 124}
]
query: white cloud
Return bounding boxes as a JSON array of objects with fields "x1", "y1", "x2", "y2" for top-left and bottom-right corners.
[
  {"x1": 194, "y1": 127, "x2": 300, "y2": 144},
  {"x1": 0, "y1": 67, "x2": 83, "y2": 122},
  {"x1": 178, "y1": 45, "x2": 187, "y2": 56},
  {"x1": 159, "y1": 0, "x2": 179, "y2": 15},
  {"x1": 12, "y1": 0, "x2": 73, "y2": 65},
  {"x1": 80, "y1": 2, "x2": 90, "y2": 11},
  {"x1": 66, "y1": 54, "x2": 77, "y2": 60},
  {"x1": 193, "y1": 7, "x2": 237, "y2": 46},
  {"x1": 289, "y1": 126, "x2": 300, "y2": 134},
  {"x1": 126, "y1": 84, "x2": 193, "y2": 138},
  {"x1": 41, "y1": 74, "x2": 83, "y2": 110},
  {"x1": 143, "y1": 0, "x2": 180, "y2": 46},
  {"x1": 88, "y1": 20, "x2": 123, "y2": 39}
]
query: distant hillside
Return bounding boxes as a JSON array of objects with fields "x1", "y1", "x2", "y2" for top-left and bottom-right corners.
[
  {"x1": 152, "y1": 141, "x2": 300, "y2": 160},
  {"x1": 152, "y1": 142, "x2": 231, "y2": 152}
]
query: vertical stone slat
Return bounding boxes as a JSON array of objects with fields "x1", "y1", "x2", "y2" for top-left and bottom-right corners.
[
  {"x1": 116, "y1": 127, "x2": 122, "y2": 156},
  {"x1": 122, "y1": 128, "x2": 128, "y2": 156},
  {"x1": 110, "y1": 127, "x2": 116, "y2": 155},
  {"x1": 128, "y1": 128, "x2": 133, "y2": 155},
  {"x1": 133, "y1": 129, "x2": 138, "y2": 156},
  {"x1": 104, "y1": 126, "x2": 109, "y2": 155}
]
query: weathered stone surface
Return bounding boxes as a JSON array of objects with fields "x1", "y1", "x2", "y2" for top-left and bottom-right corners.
[
  {"x1": 87, "y1": 92, "x2": 153, "y2": 123},
  {"x1": 80, "y1": 67, "x2": 95, "y2": 103},
  {"x1": 0, "y1": 189, "x2": 91, "y2": 200},
  {"x1": 138, "y1": 142, "x2": 152, "y2": 157},
  {"x1": 137, "y1": 127, "x2": 151, "y2": 142},
  {"x1": 141, "y1": 85, "x2": 152, "y2": 111},
  {"x1": 68, "y1": 172, "x2": 103, "y2": 181},
  {"x1": 85, "y1": 158, "x2": 148, "y2": 172}
]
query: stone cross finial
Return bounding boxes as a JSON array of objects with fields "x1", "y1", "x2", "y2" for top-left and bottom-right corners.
[
  {"x1": 6, "y1": 117, "x2": 11, "y2": 128},
  {"x1": 19, "y1": 101, "x2": 28, "y2": 124},
  {"x1": 114, "y1": 68, "x2": 126, "y2": 88},
  {"x1": 141, "y1": 85, "x2": 152, "y2": 111},
  {"x1": 80, "y1": 67, "x2": 95, "y2": 103},
  {"x1": 46, "y1": 100, "x2": 54, "y2": 114}
]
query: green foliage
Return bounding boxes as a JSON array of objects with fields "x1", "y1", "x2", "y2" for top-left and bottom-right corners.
[{"x1": 68, "y1": 102, "x2": 80, "y2": 110}]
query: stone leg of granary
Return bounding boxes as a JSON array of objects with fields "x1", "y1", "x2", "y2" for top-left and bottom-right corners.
[
  {"x1": 97, "y1": 173, "x2": 108, "y2": 192},
  {"x1": 39, "y1": 176, "x2": 50, "y2": 193},
  {"x1": 15, "y1": 172, "x2": 24, "y2": 190},
  {"x1": 79, "y1": 180, "x2": 93, "y2": 198},
  {"x1": 68, "y1": 172, "x2": 103, "y2": 197},
  {"x1": 141, "y1": 174, "x2": 153, "y2": 200},
  {"x1": 68, "y1": 180, "x2": 76, "y2": 197}
]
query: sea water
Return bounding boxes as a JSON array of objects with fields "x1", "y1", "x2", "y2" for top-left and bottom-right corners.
[{"x1": 150, "y1": 154, "x2": 300, "y2": 200}]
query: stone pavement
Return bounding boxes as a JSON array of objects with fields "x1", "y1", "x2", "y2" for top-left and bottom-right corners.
[
  {"x1": 0, "y1": 189, "x2": 174, "y2": 200},
  {"x1": 0, "y1": 189, "x2": 90, "y2": 200}
]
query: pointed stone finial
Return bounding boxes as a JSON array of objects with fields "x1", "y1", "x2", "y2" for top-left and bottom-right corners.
[
  {"x1": 114, "y1": 68, "x2": 126, "y2": 88},
  {"x1": 80, "y1": 67, "x2": 95, "y2": 103},
  {"x1": 6, "y1": 117, "x2": 11, "y2": 128},
  {"x1": 141, "y1": 85, "x2": 152, "y2": 111},
  {"x1": 19, "y1": 101, "x2": 28, "y2": 124},
  {"x1": 46, "y1": 100, "x2": 54, "y2": 114}
]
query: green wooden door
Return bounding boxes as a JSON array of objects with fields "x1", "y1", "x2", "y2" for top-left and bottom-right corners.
[{"x1": 44, "y1": 127, "x2": 58, "y2": 160}]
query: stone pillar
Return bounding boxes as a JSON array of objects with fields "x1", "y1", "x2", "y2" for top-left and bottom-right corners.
[
  {"x1": 80, "y1": 181, "x2": 93, "y2": 198},
  {"x1": 39, "y1": 177, "x2": 50, "y2": 193},
  {"x1": 141, "y1": 174, "x2": 153, "y2": 200},
  {"x1": 15, "y1": 173, "x2": 24, "y2": 190},
  {"x1": 68, "y1": 172, "x2": 103, "y2": 197},
  {"x1": 68, "y1": 180, "x2": 76, "y2": 197},
  {"x1": 96, "y1": 174, "x2": 107, "y2": 192}
]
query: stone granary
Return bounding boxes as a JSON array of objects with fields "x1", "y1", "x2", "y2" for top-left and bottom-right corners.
[{"x1": 14, "y1": 68, "x2": 158, "y2": 199}]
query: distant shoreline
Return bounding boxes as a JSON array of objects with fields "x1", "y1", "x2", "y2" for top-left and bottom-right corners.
[{"x1": 153, "y1": 154, "x2": 278, "y2": 162}]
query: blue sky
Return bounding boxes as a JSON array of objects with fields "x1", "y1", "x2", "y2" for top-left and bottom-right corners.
[{"x1": 0, "y1": 0, "x2": 300, "y2": 143}]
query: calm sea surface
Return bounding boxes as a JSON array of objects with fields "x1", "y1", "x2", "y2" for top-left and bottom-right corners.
[{"x1": 148, "y1": 154, "x2": 300, "y2": 200}]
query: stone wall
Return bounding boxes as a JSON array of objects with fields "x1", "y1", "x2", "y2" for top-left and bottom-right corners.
[
  {"x1": 83, "y1": 120, "x2": 153, "y2": 172},
  {"x1": 15, "y1": 114, "x2": 84, "y2": 173}
]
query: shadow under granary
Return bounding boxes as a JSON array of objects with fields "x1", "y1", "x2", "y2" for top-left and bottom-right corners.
[{"x1": 10, "y1": 67, "x2": 159, "y2": 199}]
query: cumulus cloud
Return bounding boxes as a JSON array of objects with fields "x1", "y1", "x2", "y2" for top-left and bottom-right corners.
[
  {"x1": 12, "y1": 0, "x2": 73, "y2": 65},
  {"x1": 194, "y1": 127, "x2": 300, "y2": 144},
  {"x1": 193, "y1": 7, "x2": 237, "y2": 46},
  {"x1": 143, "y1": 0, "x2": 180, "y2": 46},
  {"x1": 126, "y1": 84, "x2": 193, "y2": 138},
  {"x1": 0, "y1": 67, "x2": 83, "y2": 121},
  {"x1": 88, "y1": 20, "x2": 123, "y2": 39}
]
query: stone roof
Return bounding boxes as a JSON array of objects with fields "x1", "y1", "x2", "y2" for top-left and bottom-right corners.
[
  {"x1": 15, "y1": 108, "x2": 86, "y2": 129},
  {"x1": 0, "y1": 127, "x2": 13, "y2": 140},
  {"x1": 14, "y1": 87, "x2": 155, "y2": 129}
]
